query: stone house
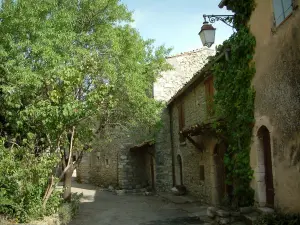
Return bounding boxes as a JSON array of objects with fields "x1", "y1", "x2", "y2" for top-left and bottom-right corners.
[
  {"x1": 219, "y1": 0, "x2": 300, "y2": 212},
  {"x1": 77, "y1": 48, "x2": 215, "y2": 190},
  {"x1": 155, "y1": 52, "x2": 231, "y2": 205}
]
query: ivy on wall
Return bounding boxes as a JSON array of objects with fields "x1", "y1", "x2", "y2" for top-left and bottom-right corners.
[{"x1": 212, "y1": 0, "x2": 256, "y2": 207}]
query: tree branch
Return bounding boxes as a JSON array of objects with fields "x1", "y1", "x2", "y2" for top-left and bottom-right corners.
[{"x1": 67, "y1": 126, "x2": 75, "y2": 167}]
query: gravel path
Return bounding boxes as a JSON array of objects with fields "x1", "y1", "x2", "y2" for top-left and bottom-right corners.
[{"x1": 69, "y1": 182, "x2": 207, "y2": 225}]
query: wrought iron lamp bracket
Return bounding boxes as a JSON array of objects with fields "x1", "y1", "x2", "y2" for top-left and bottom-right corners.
[{"x1": 203, "y1": 14, "x2": 234, "y2": 28}]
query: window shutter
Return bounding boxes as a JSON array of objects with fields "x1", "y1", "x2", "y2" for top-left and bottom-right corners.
[
  {"x1": 200, "y1": 165, "x2": 205, "y2": 181},
  {"x1": 178, "y1": 102, "x2": 185, "y2": 142},
  {"x1": 205, "y1": 76, "x2": 214, "y2": 116},
  {"x1": 178, "y1": 103, "x2": 185, "y2": 130},
  {"x1": 273, "y1": 0, "x2": 285, "y2": 25},
  {"x1": 283, "y1": 0, "x2": 293, "y2": 17}
]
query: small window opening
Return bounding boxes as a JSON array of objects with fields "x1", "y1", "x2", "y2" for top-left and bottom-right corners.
[{"x1": 200, "y1": 165, "x2": 205, "y2": 181}]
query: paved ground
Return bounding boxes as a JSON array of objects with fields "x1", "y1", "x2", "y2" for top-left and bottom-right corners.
[{"x1": 69, "y1": 182, "x2": 208, "y2": 225}]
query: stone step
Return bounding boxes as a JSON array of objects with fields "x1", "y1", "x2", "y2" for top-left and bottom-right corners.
[
  {"x1": 257, "y1": 207, "x2": 274, "y2": 215},
  {"x1": 242, "y1": 212, "x2": 260, "y2": 225},
  {"x1": 231, "y1": 222, "x2": 247, "y2": 225}
]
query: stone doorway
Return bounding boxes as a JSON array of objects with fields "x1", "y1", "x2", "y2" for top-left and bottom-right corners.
[
  {"x1": 257, "y1": 126, "x2": 274, "y2": 207},
  {"x1": 176, "y1": 155, "x2": 183, "y2": 185}
]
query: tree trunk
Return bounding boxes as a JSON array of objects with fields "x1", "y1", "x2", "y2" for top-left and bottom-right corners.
[{"x1": 63, "y1": 156, "x2": 74, "y2": 202}]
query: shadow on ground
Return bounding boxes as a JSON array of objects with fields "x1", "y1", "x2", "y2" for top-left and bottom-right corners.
[
  {"x1": 140, "y1": 217, "x2": 203, "y2": 225},
  {"x1": 69, "y1": 181, "x2": 207, "y2": 225}
]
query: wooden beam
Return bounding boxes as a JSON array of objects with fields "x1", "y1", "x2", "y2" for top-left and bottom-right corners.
[{"x1": 186, "y1": 136, "x2": 204, "y2": 152}]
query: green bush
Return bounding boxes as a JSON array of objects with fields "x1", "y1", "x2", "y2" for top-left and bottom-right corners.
[
  {"x1": 58, "y1": 193, "x2": 83, "y2": 225},
  {"x1": 254, "y1": 212, "x2": 300, "y2": 225},
  {"x1": 58, "y1": 203, "x2": 72, "y2": 225},
  {"x1": 0, "y1": 140, "x2": 62, "y2": 223},
  {"x1": 70, "y1": 192, "x2": 83, "y2": 217}
]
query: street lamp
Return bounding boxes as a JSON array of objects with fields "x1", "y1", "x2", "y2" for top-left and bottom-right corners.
[
  {"x1": 198, "y1": 22, "x2": 216, "y2": 48},
  {"x1": 199, "y1": 14, "x2": 234, "y2": 47}
]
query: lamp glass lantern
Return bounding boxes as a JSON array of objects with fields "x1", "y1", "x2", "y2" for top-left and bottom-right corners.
[{"x1": 198, "y1": 22, "x2": 216, "y2": 48}]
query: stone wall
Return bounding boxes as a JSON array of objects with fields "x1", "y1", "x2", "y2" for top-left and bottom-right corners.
[
  {"x1": 249, "y1": 0, "x2": 300, "y2": 212},
  {"x1": 167, "y1": 75, "x2": 221, "y2": 204},
  {"x1": 155, "y1": 109, "x2": 173, "y2": 192},
  {"x1": 77, "y1": 127, "x2": 128, "y2": 188},
  {"x1": 154, "y1": 48, "x2": 216, "y2": 193},
  {"x1": 76, "y1": 152, "x2": 91, "y2": 184},
  {"x1": 78, "y1": 48, "x2": 215, "y2": 191},
  {"x1": 88, "y1": 134, "x2": 121, "y2": 187},
  {"x1": 154, "y1": 48, "x2": 215, "y2": 102},
  {"x1": 118, "y1": 144, "x2": 153, "y2": 189}
]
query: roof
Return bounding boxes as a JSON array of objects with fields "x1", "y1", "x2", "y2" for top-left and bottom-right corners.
[
  {"x1": 129, "y1": 140, "x2": 154, "y2": 151},
  {"x1": 166, "y1": 48, "x2": 214, "y2": 59},
  {"x1": 218, "y1": 0, "x2": 228, "y2": 8},
  {"x1": 180, "y1": 119, "x2": 225, "y2": 137},
  {"x1": 167, "y1": 52, "x2": 225, "y2": 106}
]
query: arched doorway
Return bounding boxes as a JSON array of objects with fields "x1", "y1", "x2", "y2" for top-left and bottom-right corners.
[
  {"x1": 257, "y1": 126, "x2": 274, "y2": 207},
  {"x1": 213, "y1": 143, "x2": 227, "y2": 205},
  {"x1": 176, "y1": 155, "x2": 183, "y2": 185}
]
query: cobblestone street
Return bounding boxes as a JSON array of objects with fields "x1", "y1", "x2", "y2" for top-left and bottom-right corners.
[{"x1": 69, "y1": 182, "x2": 207, "y2": 225}]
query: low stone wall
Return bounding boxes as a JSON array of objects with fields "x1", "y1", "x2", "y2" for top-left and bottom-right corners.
[
  {"x1": 206, "y1": 206, "x2": 273, "y2": 225},
  {"x1": 207, "y1": 207, "x2": 243, "y2": 225}
]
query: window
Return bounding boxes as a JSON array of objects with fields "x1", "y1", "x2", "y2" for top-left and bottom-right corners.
[
  {"x1": 178, "y1": 102, "x2": 185, "y2": 142},
  {"x1": 200, "y1": 165, "x2": 205, "y2": 181},
  {"x1": 273, "y1": 0, "x2": 293, "y2": 26},
  {"x1": 204, "y1": 76, "x2": 214, "y2": 116}
]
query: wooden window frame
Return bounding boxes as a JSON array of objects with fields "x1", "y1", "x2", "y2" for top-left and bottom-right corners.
[{"x1": 200, "y1": 165, "x2": 205, "y2": 181}]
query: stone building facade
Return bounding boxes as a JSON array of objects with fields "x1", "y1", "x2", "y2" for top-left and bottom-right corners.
[
  {"x1": 156, "y1": 57, "x2": 230, "y2": 205},
  {"x1": 220, "y1": 0, "x2": 300, "y2": 213},
  {"x1": 77, "y1": 48, "x2": 215, "y2": 190},
  {"x1": 249, "y1": 0, "x2": 300, "y2": 213}
]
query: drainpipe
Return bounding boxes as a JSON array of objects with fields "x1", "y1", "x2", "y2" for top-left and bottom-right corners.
[{"x1": 169, "y1": 105, "x2": 176, "y2": 187}]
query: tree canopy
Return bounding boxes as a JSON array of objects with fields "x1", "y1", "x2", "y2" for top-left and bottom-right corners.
[{"x1": 0, "y1": 0, "x2": 171, "y2": 219}]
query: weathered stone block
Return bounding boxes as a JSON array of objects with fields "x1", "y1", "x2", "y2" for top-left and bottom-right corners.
[
  {"x1": 231, "y1": 211, "x2": 241, "y2": 217},
  {"x1": 257, "y1": 207, "x2": 274, "y2": 214},
  {"x1": 207, "y1": 207, "x2": 217, "y2": 218},
  {"x1": 115, "y1": 190, "x2": 125, "y2": 195},
  {"x1": 216, "y1": 210, "x2": 230, "y2": 217},
  {"x1": 239, "y1": 207, "x2": 253, "y2": 214},
  {"x1": 108, "y1": 185, "x2": 114, "y2": 192},
  {"x1": 218, "y1": 217, "x2": 231, "y2": 225}
]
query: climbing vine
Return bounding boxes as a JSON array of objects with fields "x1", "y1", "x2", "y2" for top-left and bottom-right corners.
[{"x1": 212, "y1": 0, "x2": 256, "y2": 207}]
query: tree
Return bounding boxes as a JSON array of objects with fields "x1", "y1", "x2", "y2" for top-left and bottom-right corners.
[{"x1": 0, "y1": 0, "x2": 171, "y2": 206}]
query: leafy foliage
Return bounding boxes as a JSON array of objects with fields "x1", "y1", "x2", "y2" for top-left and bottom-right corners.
[
  {"x1": 0, "y1": 140, "x2": 61, "y2": 222},
  {"x1": 226, "y1": 0, "x2": 256, "y2": 28},
  {"x1": 212, "y1": 0, "x2": 256, "y2": 206},
  {"x1": 0, "y1": 0, "x2": 171, "y2": 220},
  {"x1": 58, "y1": 193, "x2": 82, "y2": 225},
  {"x1": 254, "y1": 213, "x2": 300, "y2": 225}
]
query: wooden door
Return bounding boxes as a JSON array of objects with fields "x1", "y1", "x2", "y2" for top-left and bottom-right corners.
[
  {"x1": 263, "y1": 129, "x2": 274, "y2": 207},
  {"x1": 214, "y1": 144, "x2": 226, "y2": 204},
  {"x1": 150, "y1": 156, "x2": 155, "y2": 190}
]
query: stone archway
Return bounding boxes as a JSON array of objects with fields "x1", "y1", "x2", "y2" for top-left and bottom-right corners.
[
  {"x1": 257, "y1": 126, "x2": 274, "y2": 207},
  {"x1": 176, "y1": 155, "x2": 183, "y2": 185}
]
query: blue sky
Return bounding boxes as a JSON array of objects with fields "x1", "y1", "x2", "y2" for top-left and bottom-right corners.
[{"x1": 121, "y1": 0, "x2": 234, "y2": 55}]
